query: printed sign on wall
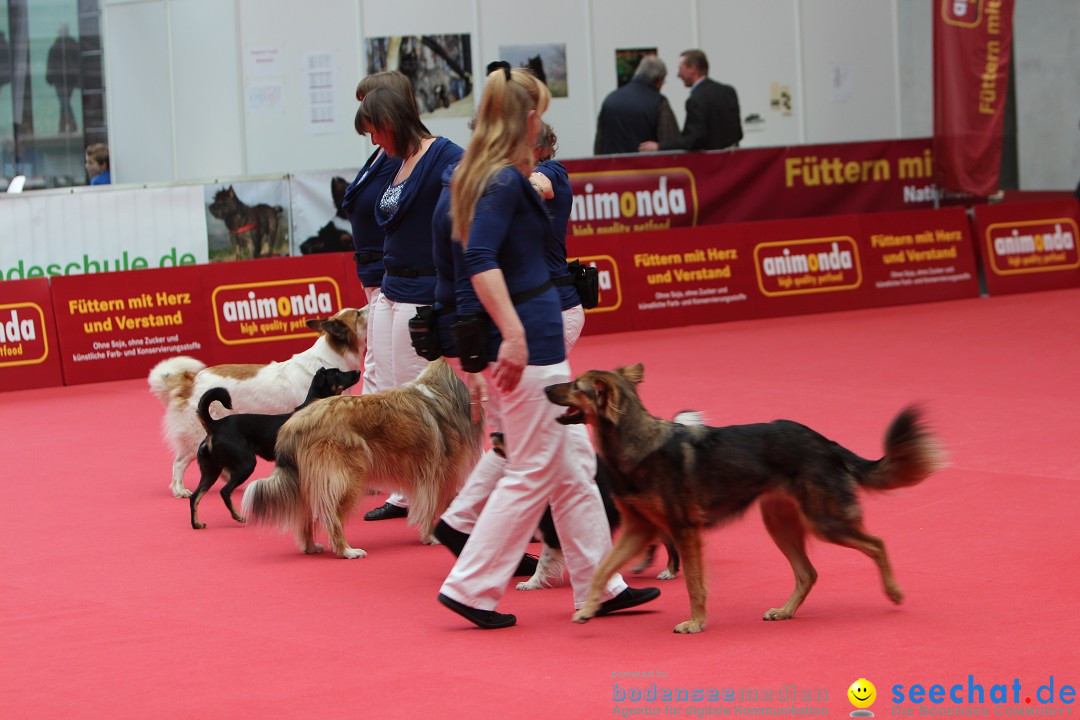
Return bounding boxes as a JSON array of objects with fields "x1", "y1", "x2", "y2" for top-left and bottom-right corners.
[
  {"x1": 0, "y1": 278, "x2": 64, "y2": 391},
  {"x1": 971, "y1": 199, "x2": 1080, "y2": 295}
]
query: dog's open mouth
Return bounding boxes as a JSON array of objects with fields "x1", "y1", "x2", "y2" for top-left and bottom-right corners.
[{"x1": 555, "y1": 406, "x2": 586, "y2": 425}]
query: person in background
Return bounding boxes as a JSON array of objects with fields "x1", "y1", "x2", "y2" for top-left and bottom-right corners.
[
  {"x1": 46, "y1": 25, "x2": 81, "y2": 134},
  {"x1": 639, "y1": 49, "x2": 742, "y2": 153},
  {"x1": 594, "y1": 55, "x2": 679, "y2": 155},
  {"x1": 85, "y1": 143, "x2": 110, "y2": 185},
  {"x1": 436, "y1": 66, "x2": 659, "y2": 629},
  {"x1": 358, "y1": 84, "x2": 464, "y2": 526}
]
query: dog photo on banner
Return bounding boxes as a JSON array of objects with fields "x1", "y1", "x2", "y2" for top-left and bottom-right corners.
[
  {"x1": 204, "y1": 180, "x2": 291, "y2": 261},
  {"x1": 289, "y1": 170, "x2": 354, "y2": 255}
]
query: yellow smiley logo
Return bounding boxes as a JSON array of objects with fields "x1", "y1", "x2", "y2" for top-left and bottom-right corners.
[{"x1": 848, "y1": 678, "x2": 877, "y2": 709}]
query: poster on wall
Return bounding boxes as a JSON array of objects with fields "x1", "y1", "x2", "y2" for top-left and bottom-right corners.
[
  {"x1": 364, "y1": 35, "x2": 473, "y2": 119},
  {"x1": 290, "y1": 170, "x2": 354, "y2": 255},
  {"x1": 971, "y1": 199, "x2": 1080, "y2": 296},
  {"x1": 614, "y1": 48, "x2": 657, "y2": 88},
  {"x1": 497, "y1": 44, "x2": 568, "y2": 97},
  {"x1": 204, "y1": 181, "x2": 291, "y2": 262}
]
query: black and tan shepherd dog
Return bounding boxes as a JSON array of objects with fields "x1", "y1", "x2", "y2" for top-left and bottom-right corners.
[
  {"x1": 208, "y1": 185, "x2": 284, "y2": 260},
  {"x1": 242, "y1": 358, "x2": 485, "y2": 557},
  {"x1": 190, "y1": 367, "x2": 361, "y2": 529},
  {"x1": 545, "y1": 364, "x2": 945, "y2": 634}
]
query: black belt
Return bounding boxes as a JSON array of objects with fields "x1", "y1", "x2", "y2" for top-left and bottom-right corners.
[
  {"x1": 354, "y1": 250, "x2": 383, "y2": 265},
  {"x1": 510, "y1": 280, "x2": 553, "y2": 305},
  {"x1": 384, "y1": 266, "x2": 436, "y2": 278},
  {"x1": 552, "y1": 275, "x2": 575, "y2": 287}
]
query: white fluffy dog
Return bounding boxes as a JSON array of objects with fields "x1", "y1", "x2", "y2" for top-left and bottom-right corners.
[{"x1": 148, "y1": 307, "x2": 367, "y2": 498}]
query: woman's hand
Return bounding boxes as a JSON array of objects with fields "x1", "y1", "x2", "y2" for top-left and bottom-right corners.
[{"x1": 492, "y1": 331, "x2": 527, "y2": 392}]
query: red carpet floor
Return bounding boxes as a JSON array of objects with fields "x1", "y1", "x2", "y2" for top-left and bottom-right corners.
[{"x1": 2, "y1": 289, "x2": 1078, "y2": 719}]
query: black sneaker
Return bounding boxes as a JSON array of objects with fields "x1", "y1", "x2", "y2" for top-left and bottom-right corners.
[
  {"x1": 438, "y1": 593, "x2": 517, "y2": 629},
  {"x1": 364, "y1": 502, "x2": 408, "y2": 521},
  {"x1": 595, "y1": 587, "x2": 661, "y2": 616}
]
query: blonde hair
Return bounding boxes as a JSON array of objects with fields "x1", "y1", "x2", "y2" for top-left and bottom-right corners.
[{"x1": 451, "y1": 68, "x2": 550, "y2": 243}]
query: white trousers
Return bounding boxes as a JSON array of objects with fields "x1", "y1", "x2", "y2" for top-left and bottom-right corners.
[
  {"x1": 439, "y1": 361, "x2": 627, "y2": 611},
  {"x1": 369, "y1": 290, "x2": 430, "y2": 508},
  {"x1": 441, "y1": 304, "x2": 586, "y2": 533}
]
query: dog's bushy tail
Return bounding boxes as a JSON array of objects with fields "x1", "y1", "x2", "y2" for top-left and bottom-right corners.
[
  {"x1": 196, "y1": 388, "x2": 232, "y2": 433},
  {"x1": 241, "y1": 450, "x2": 303, "y2": 531},
  {"x1": 147, "y1": 356, "x2": 205, "y2": 405},
  {"x1": 862, "y1": 405, "x2": 947, "y2": 491}
]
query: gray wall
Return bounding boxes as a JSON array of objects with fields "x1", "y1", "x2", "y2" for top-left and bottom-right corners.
[{"x1": 101, "y1": 0, "x2": 1079, "y2": 191}]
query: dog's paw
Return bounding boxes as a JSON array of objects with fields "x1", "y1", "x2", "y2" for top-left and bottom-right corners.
[
  {"x1": 657, "y1": 569, "x2": 678, "y2": 580},
  {"x1": 173, "y1": 488, "x2": 192, "y2": 499},
  {"x1": 421, "y1": 534, "x2": 439, "y2": 546},
  {"x1": 762, "y1": 607, "x2": 795, "y2": 621},
  {"x1": 302, "y1": 543, "x2": 324, "y2": 554},
  {"x1": 571, "y1": 608, "x2": 595, "y2": 624},
  {"x1": 516, "y1": 578, "x2": 548, "y2": 591},
  {"x1": 886, "y1": 584, "x2": 904, "y2": 605},
  {"x1": 673, "y1": 619, "x2": 706, "y2": 634},
  {"x1": 192, "y1": 522, "x2": 206, "y2": 530},
  {"x1": 233, "y1": 515, "x2": 246, "y2": 524},
  {"x1": 341, "y1": 548, "x2": 367, "y2": 559},
  {"x1": 630, "y1": 561, "x2": 650, "y2": 575}
]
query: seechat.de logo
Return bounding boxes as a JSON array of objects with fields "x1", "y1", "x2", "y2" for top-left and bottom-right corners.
[{"x1": 849, "y1": 678, "x2": 877, "y2": 717}]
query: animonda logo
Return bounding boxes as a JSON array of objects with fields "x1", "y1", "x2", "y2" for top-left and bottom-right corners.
[
  {"x1": 985, "y1": 218, "x2": 1079, "y2": 276},
  {"x1": 754, "y1": 236, "x2": 862, "y2": 297},
  {"x1": 568, "y1": 169, "x2": 698, "y2": 236},
  {"x1": 211, "y1": 278, "x2": 341, "y2": 345},
  {"x1": 941, "y1": 0, "x2": 984, "y2": 27},
  {"x1": 0, "y1": 304, "x2": 48, "y2": 367}
]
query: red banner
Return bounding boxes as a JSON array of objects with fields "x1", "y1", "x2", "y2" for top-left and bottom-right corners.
[
  {"x1": 0, "y1": 278, "x2": 64, "y2": 391},
  {"x1": 47, "y1": 253, "x2": 364, "y2": 386},
  {"x1": 561, "y1": 139, "x2": 967, "y2": 238},
  {"x1": 971, "y1": 199, "x2": 1080, "y2": 296},
  {"x1": 933, "y1": 0, "x2": 1015, "y2": 195},
  {"x1": 570, "y1": 207, "x2": 980, "y2": 335}
]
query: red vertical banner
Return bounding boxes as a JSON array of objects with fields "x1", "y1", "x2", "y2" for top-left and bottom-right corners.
[{"x1": 933, "y1": 0, "x2": 1015, "y2": 196}]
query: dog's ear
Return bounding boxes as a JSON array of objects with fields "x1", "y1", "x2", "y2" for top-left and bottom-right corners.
[
  {"x1": 306, "y1": 317, "x2": 327, "y2": 331},
  {"x1": 593, "y1": 376, "x2": 624, "y2": 424},
  {"x1": 617, "y1": 363, "x2": 645, "y2": 385},
  {"x1": 317, "y1": 318, "x2": 354, "y2": 346}
]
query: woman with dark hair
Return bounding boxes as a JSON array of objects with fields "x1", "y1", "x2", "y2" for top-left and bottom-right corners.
[
  {"x1": 342, "y1": 71, "x2": 410, "y2": 398},
  {"x1": 356, "y1": 83, "x2": 464, "y2": 527},
  {"x1": 435, "y1": 67, "x2": 658, "y2": 629}
]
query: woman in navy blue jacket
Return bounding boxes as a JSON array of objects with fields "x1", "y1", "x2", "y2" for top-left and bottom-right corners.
[
  {"x1": 357, "y1": 83, "x2": 464, "y2": 527},
  {"x1": 436, "y1": 67, "x2": 659, "y2": 629},
  {"x1": 342, "y1": 72, "x2": 406, "y2": 396}
]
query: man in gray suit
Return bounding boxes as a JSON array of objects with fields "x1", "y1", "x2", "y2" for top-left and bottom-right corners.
[
  {"x1": 594, "y1": 55, "x2": 679, "y2": 155},
  {"x1": 639, "y1": 49, "x2": 742, "y2": 152}
]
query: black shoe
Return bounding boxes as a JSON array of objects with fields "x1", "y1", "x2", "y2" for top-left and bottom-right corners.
[
  {"x1": 595, "y1": 587, "x2": 661, "y2": 616},
  {"x1": 364, "y1": 502, "x2": 408, "y2": 521},
  {"x1": 514, "y1": 553, "x2": 539, "y2": 577},
  {"x1": 433, "y1": 519, "x2": 470, "y2": 556},
  {"x1": 438, "y1": 593, "x2": 516, "y2": 629}
]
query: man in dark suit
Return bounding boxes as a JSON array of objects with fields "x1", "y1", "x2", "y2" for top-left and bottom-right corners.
[
  {"x1": 594, "y1": 55, "x2": 679, "y2": 155},
  {"x1": 639, "y1": 49, "x2": 742, "y2": 152}
]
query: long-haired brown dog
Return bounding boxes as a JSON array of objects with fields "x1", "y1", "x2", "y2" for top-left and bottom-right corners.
[
  {"x1": 241, "y1": 358, "x2": 484, "y2": 558},
  {"x1": 545, "y1": 364, "x2": 945, "y2": 634}
]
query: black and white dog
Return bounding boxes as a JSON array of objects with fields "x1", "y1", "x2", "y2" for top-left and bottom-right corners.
[{"x1": 188, "y1": 367, "x2": 361, "y2": 529}]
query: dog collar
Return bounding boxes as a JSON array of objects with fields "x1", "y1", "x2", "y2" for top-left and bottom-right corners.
[{"x1": 231, "y1": 223, "x2": 256, "y2": 234}]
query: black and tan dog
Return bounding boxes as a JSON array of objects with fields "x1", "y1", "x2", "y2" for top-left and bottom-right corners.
[
  {"x1": 190, "y1": 367, "x2": 360, "y2": 529},
  {"x1": 208, "y1": 185, "x2": 284, "y2": 259},
  {"x1": 545, "y1": 364, "x2": 945, "y2": 634}
]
